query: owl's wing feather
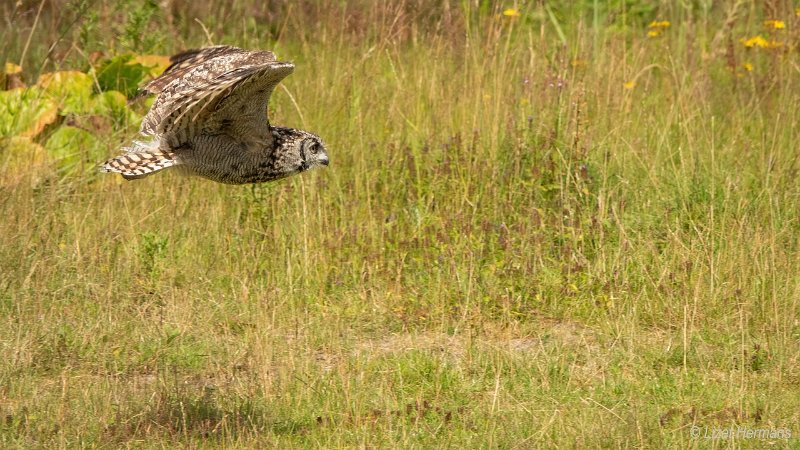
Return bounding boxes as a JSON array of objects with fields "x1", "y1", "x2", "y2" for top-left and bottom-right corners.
[
  {"x1": 164, "y1": 46, "x2": 251, "y2": 76},
  {"x1": 166, "y1": 63, "x2": 294, "y2": 146},
  {"x1": 137, "y1": 45, "x2": 276, "y2": 98},
  {"x1": 139, "y1": 48, "x2": 287, "y2": 138}
]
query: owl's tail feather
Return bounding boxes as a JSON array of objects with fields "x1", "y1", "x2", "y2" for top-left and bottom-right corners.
[{"x1": 101, "y1": 140, "x2": 179, "y2": 180}]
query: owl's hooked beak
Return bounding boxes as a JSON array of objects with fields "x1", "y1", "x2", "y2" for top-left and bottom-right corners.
[
  {"x1": 302, "y1": 152, "x2": 329, "y2": 171},
  {"x1": 300, "y1": 146, "x2": 329, "y2": 171}
]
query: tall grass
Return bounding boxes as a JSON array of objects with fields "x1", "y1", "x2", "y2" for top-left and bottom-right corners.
[{"x1": 1, "y1": 0, "x2": 799, "y2": 447}]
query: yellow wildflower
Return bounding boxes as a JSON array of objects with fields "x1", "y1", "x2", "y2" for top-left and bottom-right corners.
[
  {"x1": 740, "y1": 35, "x2": 782, "y2": 49},
  {"x1": 764, "y1": 20, "x2": 785, "y2": 30},
  {"x1": 647, "y1": 30, "x2": 661, "y2": 38},
  {"x1": 623, "y1": 80, "x2": 636, "y2": 90},
  {"x1": 741, "y1": 35, "x2": 767, "y2": 47},
  {"x1": 796, "y1": 8, "x2": 800, "y2": 17},
  {"x1": 502, "y1": 8, "x2": 520, "y2": 17},
  {"x1": 742, "y1": 62, "x2": 753, "y2": 72},
  {"x1": 4, "y1": 62, "x2": 22, "y2": 74},
  {"x1": 648, "y1": 20, "x2": 670, "y2": 28}
]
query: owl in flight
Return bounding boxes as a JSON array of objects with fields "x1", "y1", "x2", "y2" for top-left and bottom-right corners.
[{"x1": 101, "y1": 45, "x2": 328, "y2": 184}]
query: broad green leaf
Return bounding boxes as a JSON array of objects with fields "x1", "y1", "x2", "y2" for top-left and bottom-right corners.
[
  {"x1": 38, "y1": 71, "x2": 94, "y2": 113},
  {"x1": 89, "y1": 90, "x2": 140, "y2": 128},
  {"x1": 44, "y1": 126, "x2": 104, "y2": 176},
  {"x1": 20, "y1": 104, "x2": 59, "y2": 138},
  {"x1": 0, "y1": 87, "x2": 58, "y2": 138},
  {"x1": 132, "y1": 54, "x2": 170, "y2": 77},
  {"x1": 95, "y1": 55, "x2": 150, "y2": 98}
]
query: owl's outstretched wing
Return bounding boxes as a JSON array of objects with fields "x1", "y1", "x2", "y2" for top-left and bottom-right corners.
[
  {"x1": 137, "y1": 45, "x2": 275, "y2": 98},
  {"x1": 138, "y1": 47, "x2": 293, "y2": 151},
  {"x1": 142, "y1": 62, "x2": 293, "y2": 148}
]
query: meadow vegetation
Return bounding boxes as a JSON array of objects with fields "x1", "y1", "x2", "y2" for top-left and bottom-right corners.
[{"x1": 1, "y1": 0, "x2": 799, "y2": 447}]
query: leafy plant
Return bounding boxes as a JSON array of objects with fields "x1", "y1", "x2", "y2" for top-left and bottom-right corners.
[
  {"x1": 95, "y1": 55, "x2": 151, "y2": 98},
  {"x1": 138, "y1": 231, "x2": 169, "y2": 277},
  {"x1": 0, "y1": 88, "x2": 57, "y2": 138},
  {"x1": 44, "y1": 125, "x2": 104, "y2": 176},
  {"x1": 120, "y1": 0, "x2": 162, "y2": 53}
]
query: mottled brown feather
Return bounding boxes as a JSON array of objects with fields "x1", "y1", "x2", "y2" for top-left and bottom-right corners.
[
  {"x1": 139, "y1": 49, "x2": 285, "y2": 138},
  {"x1": 157, "y1": 63, "x2": 294, "y2": 147},
  {"x1": 138, "y1": 45, "x2": 274, "y2": 97}
]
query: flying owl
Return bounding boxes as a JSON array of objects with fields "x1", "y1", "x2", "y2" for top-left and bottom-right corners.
[{"x1": 101, "y1": 45, "x2": 328, "y2": 184}]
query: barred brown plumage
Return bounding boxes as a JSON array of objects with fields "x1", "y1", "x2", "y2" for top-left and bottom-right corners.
[
  {"x1": 101, "y1": 45, "x2": 329, "y2": 184},
  {"x1": 101, "y1": 142, "x2": 177, "y2": 179}
]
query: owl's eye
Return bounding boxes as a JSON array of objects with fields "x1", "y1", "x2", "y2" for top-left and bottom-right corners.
[{"x1": 302, "y1": 139, "x2": 318, "y2": 156}]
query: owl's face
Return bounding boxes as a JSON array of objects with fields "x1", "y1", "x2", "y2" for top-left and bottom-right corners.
[
  {"x1": 272, "y1": 127, "x2": 329, "y2": 175},
  {"x1": 297, "y1": 134, "x2": 329, "y2": 171}
]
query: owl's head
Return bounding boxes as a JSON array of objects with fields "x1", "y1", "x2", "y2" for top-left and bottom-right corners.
[{"x1": 272, "y1": 127, "x2": 329, "y2": 174}]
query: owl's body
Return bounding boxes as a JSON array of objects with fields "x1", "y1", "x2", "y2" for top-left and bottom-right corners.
[{"x1": 101, "y1": 46, "x2": 328, "y2": 184}]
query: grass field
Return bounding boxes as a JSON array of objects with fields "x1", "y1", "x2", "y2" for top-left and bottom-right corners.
[{"x1": 2, "y1": 0, "x2": 800, "y2": 447}]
